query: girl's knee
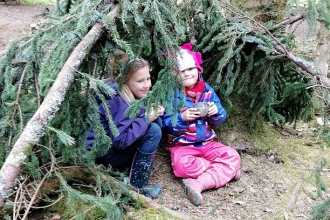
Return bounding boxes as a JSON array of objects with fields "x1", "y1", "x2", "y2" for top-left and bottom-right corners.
[
  {"x1": 229, "y1": 148, "x2": 241, "y2": 168},
  {"x1": 139, "y1": 123, "x2": 162, "y2": 153},
  {"x1": 147, "y1": 122, "x2": 162, "y2": 138},
  {"x1": 227, "y1": 147, "x2": 240, "y2": 158},
  {"x1": 172, "y1": 156, "x2": 204, "y2": 178},
  {"x1": 172, "y1": 164, "x2": 191, "y2": 178}
]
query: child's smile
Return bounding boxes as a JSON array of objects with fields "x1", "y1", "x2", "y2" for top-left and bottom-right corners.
[{"x1": 178, "y1": 67, "x2": 199, "y2": 89}]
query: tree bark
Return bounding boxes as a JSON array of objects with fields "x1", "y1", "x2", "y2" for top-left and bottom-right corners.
[
  {"x1": 268, "y1": 14, "x2": 304, "y2": 31},
  {"x1": 250, "y1": 13, "x2": 330, "y2": 87},
  {"x1": 273, "y1": 42, "x2": 330, "y2": 86},
  {"x1": 0, "y1": 4, "x2": 120, "y2": 207}
]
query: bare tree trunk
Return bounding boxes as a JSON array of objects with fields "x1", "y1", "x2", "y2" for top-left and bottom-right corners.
[{"x1": 0, "y1": 4, "x2": 120, "y2": 207}]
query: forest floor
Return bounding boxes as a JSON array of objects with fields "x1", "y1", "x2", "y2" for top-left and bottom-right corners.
[
  {"x1": 1, "y1": 2, "x2": 330, "y2": 220},
  {"x1": 0, "y1": 2, "x2": 51, "y2": 55}
]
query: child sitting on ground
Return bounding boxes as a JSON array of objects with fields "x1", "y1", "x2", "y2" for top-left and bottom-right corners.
[{"x1": 162, "y1": 43, "x2": 241, "y2": 206}]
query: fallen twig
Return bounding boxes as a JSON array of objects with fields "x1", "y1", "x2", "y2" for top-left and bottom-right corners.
[
  {"x1": 287, "y1": 182, "x2": 301, "y2": 211},
  {"x1": 268, "y1": 14, "x2": 304, "y2": 31},
  {"x1": 21, "y1": 170, "x2": 51, "y2": 220},
  {"x1": 0, "y1": 4, "x2": 121, "y2": 207}
]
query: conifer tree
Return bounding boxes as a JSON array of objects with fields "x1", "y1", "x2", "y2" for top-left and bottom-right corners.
[{"x1": 0, "y1": 0, "x2": 329, "y2": 218}]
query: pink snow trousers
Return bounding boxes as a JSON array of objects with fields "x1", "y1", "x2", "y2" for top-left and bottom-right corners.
[{"x1": 168, "y1": 141, "x2": 240, "y2": 188}]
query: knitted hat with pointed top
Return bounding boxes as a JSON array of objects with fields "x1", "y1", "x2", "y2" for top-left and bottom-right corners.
[{"x1": 176, "y1": 43, "x2": 203, "y2": 73}]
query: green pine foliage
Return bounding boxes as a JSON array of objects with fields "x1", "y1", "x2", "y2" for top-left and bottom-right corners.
[
  {"x1": 310, "y1": 198, "x2": 330, "y2": 220},
  {"x1": 310, "y1": 158, "x2": 329, "y2": 220},
  {"x1": 56, "y1": 172, "x2": 124, "y2": 220},
  {"x1": 23, "y1": 152, "x2": 42, "y2": 180},
  {"x1": 0, "y1": 0, "x2": 329, "y2": 217},
  {"x1": 194, "y1": 5, "x2": 315, "y2": 127}
]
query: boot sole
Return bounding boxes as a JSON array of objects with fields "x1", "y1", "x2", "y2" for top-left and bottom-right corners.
[
  {"x1": 140, "y1": 184, "x2": 162, "y2": 199},
  {"x1": 182, "y1": 179, "x2": 202, "y2": 206}
]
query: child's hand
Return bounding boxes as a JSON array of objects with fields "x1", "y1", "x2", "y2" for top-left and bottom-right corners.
[
  {"x1": 207, "y1": 102, "x2": 218, "y2": 117},
  {"x1": 182, "y1": 108, "x2": 200, "y2": 121},
  {"x1": 149, "y1": 104, "x2": 165, "y2": 121},
  {"x1": 157, "y1": 105, "x2": 165, "y2": 116}
]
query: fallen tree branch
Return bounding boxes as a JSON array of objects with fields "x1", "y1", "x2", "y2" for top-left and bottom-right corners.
[
  {"x1": 268, "y1": 14, "x2": 304, "y2": 31},
  {"x1": 0, "y1": 4, "x2": 120, "y2": 207},
  {"x1": 287, "y1": 181, "x2": 301, "y2": 211},
  {"x1": 221, "y1": 2, "x2": 330, "y2": 87},
  {"x1": 272, "y1": 42, "x2": 330, "y2": 86},
  {"x1": 99, "y1": 173, "x2": 192, "y2": 220}
]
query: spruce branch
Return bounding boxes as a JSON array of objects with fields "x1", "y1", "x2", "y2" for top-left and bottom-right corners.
[
  {"x1": 47, "y1": 126, "x2": 76, "y2": 146},
  {"x1": 21, "y1": 169, "x2": 51, "y2": 220},
  {"x1": 221, "y1": 1, "x2": 330, "y2": 87},
  {"x1": 7, "y1": 63, "x2": 29, "y2": 149},
  {"x1": 10, "y1": 62, "x2": 29, "y2": 126},
  {"x1": 268, "y1": 14, "x2": 304, "y2": 31},
  {"x1": 0, "y1": 4, "x2": 120, "y2": 207},
  {"x1": 34, "y1": 71, "x2": 41, "y2": 107},
  {"x1": 98, "y1": 171, "x2": 193, "y2": 220},
  {"x1": 221, "y1": 1, "x2": 289, "y2": 55},
  {"x1": 272, "y1": 39, "x2": 330, "y2": 88}
]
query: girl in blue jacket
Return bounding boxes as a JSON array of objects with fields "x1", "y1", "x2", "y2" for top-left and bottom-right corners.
[
  {"x1": 162, "y1": 43, "x2": 241, "y2": 206},
  {"x1": 86, "y1": 58, "x2": 164, "y2": 199}
]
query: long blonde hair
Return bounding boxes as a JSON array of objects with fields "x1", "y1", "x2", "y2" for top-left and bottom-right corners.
[{"x1": 119, "y1": 58, "x2": 150, "y2": 104}]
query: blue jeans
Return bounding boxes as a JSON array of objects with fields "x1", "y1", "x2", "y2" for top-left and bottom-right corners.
[{"x1": 95, "y1": 117, "x2": 162, "y2": 168}]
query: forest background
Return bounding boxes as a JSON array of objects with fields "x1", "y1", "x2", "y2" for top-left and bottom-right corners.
[{"x1": 0, "y1": 0, "x2": 330, "y2": 219}]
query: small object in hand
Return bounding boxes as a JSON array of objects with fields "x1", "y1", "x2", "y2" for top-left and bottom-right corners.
[{"x1": 193, "y1": 102, "x2": 209, "y2": 117}]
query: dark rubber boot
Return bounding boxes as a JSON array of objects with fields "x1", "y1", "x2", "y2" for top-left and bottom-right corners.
[{"x1": 130, "y1": 149, "x2": 161, "y2": 198}]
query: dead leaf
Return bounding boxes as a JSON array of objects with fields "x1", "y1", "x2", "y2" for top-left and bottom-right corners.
[
  {"x1": 232, "y1": 200, "x2": 245, "y2": 205},
  {"x1": 232, "y1": 186, "x2": 245, "y2": 194},
  {"x1": 50, "y1": 213, "x2": 61, "y2": 220}
]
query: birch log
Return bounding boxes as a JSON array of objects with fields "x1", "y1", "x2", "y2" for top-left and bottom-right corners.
[
  {"x1": 273, "y1": 42, "x2": 330, "y2": 86},
  {"x1": 0, "y1": 4, "x2": 120, "y2": 207}
]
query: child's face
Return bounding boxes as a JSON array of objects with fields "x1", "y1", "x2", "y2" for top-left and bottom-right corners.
[
  {"x1": 126, "y1": 66, "x2": 151, "y2": 99},
  {"x1": 177, "y1": 67, "x2": 199, "y2": 89}
]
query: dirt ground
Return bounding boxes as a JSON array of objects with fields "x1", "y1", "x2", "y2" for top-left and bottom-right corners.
[
  {"x1": 0, "y1": 2, "x2": 52, "y2": 55},
  {"x1": 1, "y1": 3, "x2": 330, "y2": 220},
  {"x1": 151, "y1": 127, "x2": 330, "y2": 220}
]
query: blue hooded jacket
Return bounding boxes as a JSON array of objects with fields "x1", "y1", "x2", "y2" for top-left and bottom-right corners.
[
  {"x1": 162, "y1": 81, "x2": 226, "y2": 147},
  {"x1": 85, "y1": 81, "x2": 150, "y2": 155}
]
